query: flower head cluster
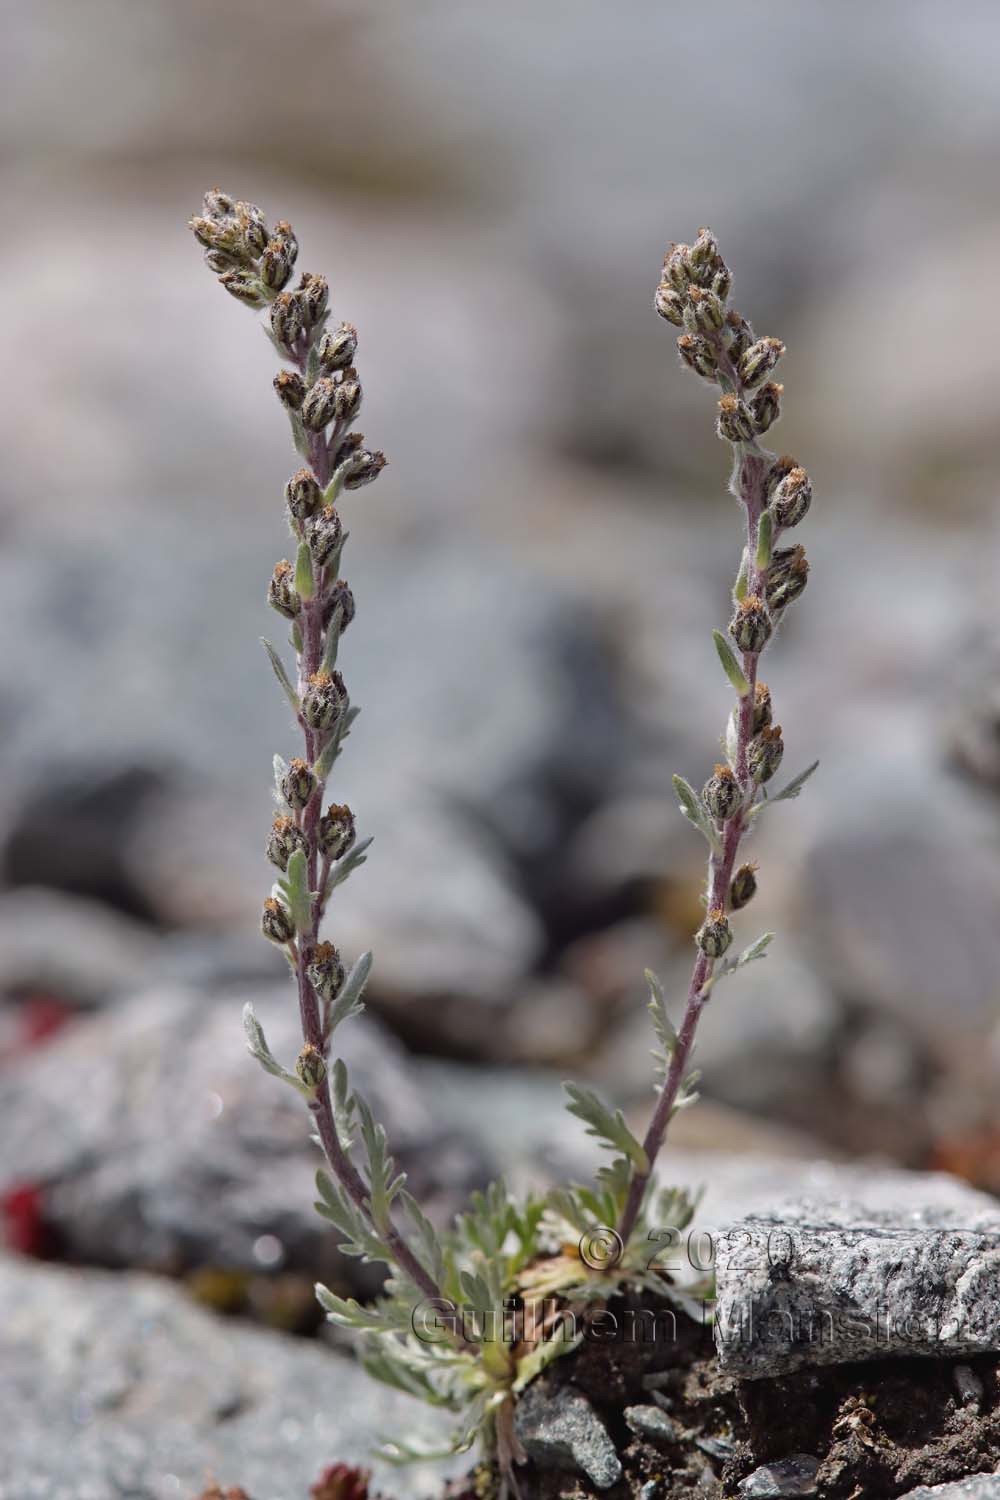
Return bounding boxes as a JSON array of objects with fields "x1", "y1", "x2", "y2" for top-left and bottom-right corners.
[{"x1": 653, "y1": 229, "x2": 813, "y2": 815}]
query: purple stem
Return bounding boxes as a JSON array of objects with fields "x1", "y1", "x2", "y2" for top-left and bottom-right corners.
[
  {"x1": 282, "y1": 338, "x2": 449, "y2": 1311},
  {"x1": 616, "y1": 335, "x2": 773, "y2": 1249}
]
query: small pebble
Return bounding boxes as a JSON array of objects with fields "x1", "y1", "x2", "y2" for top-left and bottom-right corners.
[
  {"x1": 624, "y1": 1404, "x2": 677, "y2": 1444},
  {"x1": 953, "y1": 1364, "x2": 984, "y2": 1409},
  {"x1": 698, "y1": 1435, "x2": 736, "y2": 1462},
  {"x1": 638, "y1": 1483, "x2": 664, "y2": 1500},
  {"x1": 739, "y1": 1453, "x2": 820, "y2": 1498}
]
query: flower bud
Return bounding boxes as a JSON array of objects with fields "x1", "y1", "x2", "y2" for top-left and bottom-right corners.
[
  {"x1": 302, "y1": 670, "x2": 347, "y2": 731},
  {"x1": 689, "y1": 227, "x2": 720, "y2": 272},
  {"x1": 702, "y1": 764, "x2": 741, "y2": 822},
  {"x1": 663, "y1": 243, "x2": 692, "y2": 293},
  {"x1": 716, "y1": 394, "x2": 756, "y2": 444},
  {"x1": 274, "y1": 370, "x2": 306, "y2": 411},
  {"x1": 190, "y1": 215, "x2": 234, "y2": 251},
  {"x1": 281, "y1": 758, "x2": 316, "y2": 811},
  {"x1": 262, "y1": 897, "x2": 295, "y2": 945},
  {"x1": 738, "y1": 337, "x2": 785, "y2": 389},
  {"x1": 749, "y1": 381, "x2": 782, "y2": 434},
  {"x1": 332, "y1": 431, "x2": 364, "y2": 467},
  {"x1": 273, "y1": 220, "x2": 299, "y2": 265},
  {"x1": 766, "y1": 545, "x2": 809, "y2": 610},
  {"x1": 219, "y1": 269, "x2": 266, "y2": 307},
  {"x1": 268, "y1": 559, "x2": 300, "y2": 619},
  {"x1": 730, "y1": 595, "x2": 772, "y2": 654},
  {"x1": 307, "y1": 506, "x2": 344, "y2": 566},
  {"x1": 203, "y1": 188, "x2": 235, "y2": 220},
  {"x1": 341, "y1": 449, "x2": 386, "y2": 490},
  {"x1": 753, "y1": 680, "x2": 772, "y2": 733},
  {"x1": 271, "y1": 292, "x2": 303, "y2": 348},
  {"x1": 319, "y1": 803, "x2": 356, "y2": 860},
  {"x1": 687, "y1": 286, "x2": 725, "y2": 331},
  {"x1": 300, "y1": 273, "x2": 329, "y2": 327},
  {"x1": 711, "y1": 264, "x2": 733, "y2": 301},
  {"x1": 723, "y1": 310, "x2": 752, "y2": 366},
  {"x1": 654, "y1": 284, "x2": 685, "y2": 326},
  {"x1": 301, "y1": 377, "x2": 339, "y2": 432},
  {"x1": 236, "y1": 200, "x2": 268, "y2": 256},
  {"x1": 764, "y1": 454, "x2": 794, "y2": 494},
  {"x1": 333, "y1": 373, "x2": 363, "y2": 423},
  {"x1": 285, "y1": 468, "x2": 322, "y2": 522},
  {"x1": 203, "y1": 248, "x2": 242, "y2": 274},
  {"x1": 261, "y1": 239, "x2": 294, "y2": 291},
  {"x1": 318, "y1": 321, "x2": 358, "y2": 372},
  {"x1": 730, "y1": 862, "x2": 758, "y2": 910},
  {"x1": 295, "y1": 1044, "x2": 327, "y2": 1093},
  {"x1": 266, "y1": 815, "x2": 308, "y2": 872},
  {"x1": 771, "y1": 465, "x2": 812, "y2": 529},
  {"x1": 696, "y1": 908, "x2": 733, "y2": 958},
  {"x1": 307, "y1": 941, "x2": 345, "y2": 1001},
  {"x1": 749, "y1": 725, "x2": 784, "y2": 783},
  {"x1": 324, "y1": 579, "x2": 356, "y2": 633},
  {"x1": 678, "y1": 334, "x2": 718, "y2": 380}
]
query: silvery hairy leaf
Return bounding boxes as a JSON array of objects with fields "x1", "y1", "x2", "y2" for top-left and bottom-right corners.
[
  {"x1": 261, "y1": 637, "x2": 300, "y2": 714},
  {"x1": 672, "y1": 773, "x2": 721, "y2": 854}
]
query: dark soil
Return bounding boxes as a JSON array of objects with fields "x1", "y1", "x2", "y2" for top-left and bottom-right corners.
[{"x1": 448, "y1": 1296, "x2": 1000, "y2": 1499}]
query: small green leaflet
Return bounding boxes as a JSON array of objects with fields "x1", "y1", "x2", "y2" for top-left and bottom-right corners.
[
  {"x1": 672, "y1": 774, "x2": 721, "y2": 853},
  {"x1": 277, "y1": 848, "x2": 314, "y2": 933},
  {"x1": 712, "y1": 628, "x2": 750, "y2": 698},
  {"x1": 755, "y1": 508, "x2": 773, "y2": 569},
  {"x1": 326, "y1": 950, "x2": 373, "y2": 1039},
  {"x1": 645, "y1": 968, "x2": 677, "y2": 1080},
  {"x1": 703, "y1": 931, "x2": 775, "y2": 994},
  {"x1": 261, "y1": 637, "x2": 300, "y2": 714},
  {"x1": 563, "y1": 1083, "x2": 649, "y2": 1175},
  {"x1": 324, "y1": 836, "x2": 374, "y2": 898},
  {"x1": 294, "y1": 539, "x2": 314, "y2": 601},
  {"x1": 242, "y1": 1002, "x2": 309, "y2": 1094},
  {"x1": 763, "y1": 759, "x2": 820, "y2": 805}
]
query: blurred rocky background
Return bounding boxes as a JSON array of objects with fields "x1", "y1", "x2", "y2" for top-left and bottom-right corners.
[{"x1": 3, "y1": 1, "x2": 1000, "y2": 1494}]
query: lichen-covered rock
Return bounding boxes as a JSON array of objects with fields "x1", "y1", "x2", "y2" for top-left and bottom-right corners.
[{"x1": 715, "y1": 1180, "x2": 1000, "y2": 1379}]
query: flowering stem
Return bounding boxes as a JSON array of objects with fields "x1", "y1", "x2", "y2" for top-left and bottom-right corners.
[
  {"x1": 189, "y1": 191, "x2": 452, "y2": 1317},
  {"x1": 617, "y1": 234, "x2": 808, "y2": 1248}
]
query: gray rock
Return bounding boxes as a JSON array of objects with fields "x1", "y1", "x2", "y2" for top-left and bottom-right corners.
[
  {"x1": 738, "y1": 1454, "x2": 820, "y2": 1497},
  {"x1": 899, "y1": 1479, "x2": 1000, "y2": 1500},
  {"x1": 0, "y1": 982, "x2": 597, "y2": 1280},
  {"x1": 808, "y1": 814, "x2": 1000, "y2": 1058},
  {"x1": 715, "y1": 1188, "x2": 1000, "y2": 1379},
  {"x1": 515, "y1": 1381, "x2": 622, "y2": 1490},
  {"x1": 0, "y1": 1253, "x2": 456, "y2": 1499},
  {"x1": 0, "y1": 887, "x2": 159, "y2": 1007},
  {"x1": 623, "y1": 1403, "x2": 677, "y2": 1444},
  {"x1": 0, "y1": 984, "x2": 441, "y2": 1278},
  {"x1": 0, "y1": 533, "x2": 638, "y2": 1039},
  {"x1": 654, "y1": 1154, "x2": 1000, "y2": 1235}
]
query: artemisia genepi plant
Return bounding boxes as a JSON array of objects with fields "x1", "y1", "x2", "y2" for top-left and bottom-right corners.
[{"x1": 189, "y1": 196, "x2": 815, "y2": 1490}]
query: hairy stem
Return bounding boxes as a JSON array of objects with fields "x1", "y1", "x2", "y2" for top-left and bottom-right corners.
[
  {"x1": 285, "y1": 342, "x2": 455, "y2": 1313},
  {"x1": 617, "y1": 327, "x2": 776, "y2": 1248}
]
